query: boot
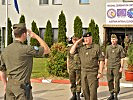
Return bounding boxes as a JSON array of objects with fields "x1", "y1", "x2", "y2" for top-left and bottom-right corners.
[
  {"x1": 70, "y1": 92, "x2": 77, "y2": 100},
  {"x1": 76, "y1": 92, "x2": 81, "y2": 100},
  {"x1": 107, "y1": 92, "x2": 114, "y2": 100},
  {"x1": 114, "y1": 93, "x2": 118, "y2": 100},
  {"x1": 80, "y1": 93, "x2": 84, "y2": 97}
]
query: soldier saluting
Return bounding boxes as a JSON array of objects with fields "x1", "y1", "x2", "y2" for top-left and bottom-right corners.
[
  {"x1": 0, "y1": 23, "x2": 50, "y2": 100},
  {"x1": 70, "y1": 32, "x2": 104, "y2": 100}
]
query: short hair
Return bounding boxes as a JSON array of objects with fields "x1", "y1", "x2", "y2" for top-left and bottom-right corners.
[
  {"x1": 111, "y1": 34, "x2": 117, "y2": 39},
  {"x1": 13, "y1": 23, "x2": 27, "y2": 37}
]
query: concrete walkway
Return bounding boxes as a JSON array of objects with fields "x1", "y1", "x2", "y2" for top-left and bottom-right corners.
[{"x1": 0, "y1": 81, "x2": 133, "y2": 100}]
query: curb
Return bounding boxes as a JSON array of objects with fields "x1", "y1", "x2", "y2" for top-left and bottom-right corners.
[{"x1": 0, "y1": 77, "x2": 133, "y2": 87}]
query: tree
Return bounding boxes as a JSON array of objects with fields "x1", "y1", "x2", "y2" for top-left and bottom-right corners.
[
  {"x1": 58, "y1": 11, "x2": 67, "y2": 44},
  {"x1": 19, "y1": 15, "x2": 25, "y2": 23},
  {"x1": 8, "y1": 18, "x2": 13, "y2": 45},
  {"x1": 44, "y1": 20, "x2": 53, "y2": 47},
  {"x1": 95, "y1": 24, "x2": 100, "y2": 44},
  {"x1": 19, "y1": 15, "x2": 27, "y2": 44},
  {"x1": 74, "y1": 16, "x2": 83, "y2": 38},
  {"x1": 30, "y1": 21, "x2": 40, "y2": 46},
  {"x1": 88, "y1": 19, "x2": 99, "y2": 44}
]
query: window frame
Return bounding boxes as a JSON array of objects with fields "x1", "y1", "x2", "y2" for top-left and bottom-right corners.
[
  {"x1": 2, "y1": 0, "x2": 11, "y2": 5},
  {"x1": 52, "y1": 0, "x2": 62, "y2": 5},
  {"x1": 123, "y1": 0, "x2": 133, "y2": 2},
  {"x1": 39, "y1": 0, "x2": 49, "y2": 5},
  {"x1": 79, "y1": 0, "x2": 90, "y2": 4}
]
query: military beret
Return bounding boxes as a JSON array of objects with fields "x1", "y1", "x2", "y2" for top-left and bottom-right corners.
[
  {"x1": 13, "y1": 23, "x2": 27, "y2": 34},
  {"x1": 82, "y1": 32, "x2": 92, "y2": 37},
  {"x1": 111, "y1": 34, "x2": 117, "y2": 39}
]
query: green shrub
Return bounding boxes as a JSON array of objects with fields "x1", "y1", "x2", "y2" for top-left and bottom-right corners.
[
  {"x1": 47, "y1": 42, "x2": 68, "y2": 77},
  {"x1": 127, "y1": 44, "x2": 133, "y2": 71}
]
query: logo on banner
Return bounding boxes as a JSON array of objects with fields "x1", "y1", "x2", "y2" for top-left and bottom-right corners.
[
  {"x1": 127, "y1": 8, "x2": 133, "y2": 18},
  {"x1": 107, "y1": 9, "x2": 116, "y2": 18},
  {"x1": 117, "y1": 9, "x2": 126, "y2": 17}
]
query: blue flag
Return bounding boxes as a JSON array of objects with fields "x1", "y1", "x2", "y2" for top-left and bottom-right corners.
[{"x1": 14, "y1": 0, "x2": 19, "y2": 14}]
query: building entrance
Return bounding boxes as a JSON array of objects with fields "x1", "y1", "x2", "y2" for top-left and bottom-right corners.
[{"x1": 103, "y1": 25, "x2": 133, "y2": 47}]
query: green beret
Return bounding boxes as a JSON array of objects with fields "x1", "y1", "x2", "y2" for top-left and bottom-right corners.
[
  {"x1": 13, "y1": 23, "x2": 27, "y2": 34},
  {"x1": 111, "y1": 34, "x2": 117, "y2": 39}
]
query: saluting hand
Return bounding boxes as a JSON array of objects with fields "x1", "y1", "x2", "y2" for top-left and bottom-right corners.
[{"x1": 27, "y1": 29, "x2": 37, "y2": 39}]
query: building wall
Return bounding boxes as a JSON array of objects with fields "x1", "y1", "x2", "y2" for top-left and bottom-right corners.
[{"x1": 0, "y1": 0, "x2": 125, "y2": 44}]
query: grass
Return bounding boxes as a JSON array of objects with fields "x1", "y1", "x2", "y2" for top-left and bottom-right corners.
[
  {"x1": 31, "y1": 58, "x2": 69, "y2": 79},
  {"x1": 31, "y1": 58, "x2": 50, "y2": 78}
]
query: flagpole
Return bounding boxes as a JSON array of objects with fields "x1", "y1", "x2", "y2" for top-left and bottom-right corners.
[{"x1": 5, "y1": 0, "x2": 8, "y2": 47}]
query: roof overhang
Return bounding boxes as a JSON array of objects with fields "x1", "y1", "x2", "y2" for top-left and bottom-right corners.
[{"x1": 103, "y1": 24, "x2": 133, "y2": 28}]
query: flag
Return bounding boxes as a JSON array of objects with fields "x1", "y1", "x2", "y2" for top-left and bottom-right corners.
[{"x1": 14, "y1": 0, "x2": 19, "y2": 14}]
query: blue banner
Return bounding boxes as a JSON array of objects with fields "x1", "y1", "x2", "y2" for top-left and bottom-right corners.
[{"x1": 14, "y1": 0, "x2": 19, "y2": 14}]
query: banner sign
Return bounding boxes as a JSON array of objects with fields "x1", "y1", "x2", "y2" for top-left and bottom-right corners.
[{"x1": 106, "y1": 2, "x2": 133, "y2": 24}]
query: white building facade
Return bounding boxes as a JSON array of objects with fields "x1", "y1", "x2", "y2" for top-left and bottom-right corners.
[{"x1": 0, "y1": 0, "x2": 133, "y2": 48}]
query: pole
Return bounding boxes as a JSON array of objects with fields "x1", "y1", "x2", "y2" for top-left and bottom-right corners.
[{"x1": 5, "y1": 0, "x2": 8, "y2": 47}]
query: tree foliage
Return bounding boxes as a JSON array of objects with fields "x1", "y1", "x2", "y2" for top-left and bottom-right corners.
[
  {"x1": 74, "y1": 16, "x2": 83, "y2": 38},
  {"x1": 88, "y1": 19, "x2": 99, "y2": 44},
  {"x1": 47, "y1": 42, "x2": 68, "y2": 77},
  {"x1": 30, "y1": 21, "x2": 40, "y2": 46},
  {"x1": 19, "y1": 15, "x2": 27, "y2": 44},
  {"x1": 58, "y1": 11, "x2": 67, "y2": 44},
  {"x1": 19, "y1": 15, "x2": 25, "y2": 23},
  {"x1": 44, "y1": 20, "x2": 53, "y2": 47},
  {"x1": 8, "y1": 18, "x2": 13, "y2": 45}
]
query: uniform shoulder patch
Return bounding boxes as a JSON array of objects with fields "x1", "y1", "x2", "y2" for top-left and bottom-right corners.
[{"x1": 33, "y1": 46, "x2": 39, "y2": 51}]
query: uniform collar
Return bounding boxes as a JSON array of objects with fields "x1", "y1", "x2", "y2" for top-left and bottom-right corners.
[
  {"x1": 111, "y1": 44, "x2": 118, "y2": 48},
  {"x1": 14, "y1": 40, "x2": 23, "y2": 44},
  {"x1": 85, "y1": 43, "x2": 93, "y2": 49}
]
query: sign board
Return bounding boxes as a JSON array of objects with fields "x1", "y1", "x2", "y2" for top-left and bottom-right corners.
[{"x1": 106, "y1": 2, "x2": 133, "y2": 24}]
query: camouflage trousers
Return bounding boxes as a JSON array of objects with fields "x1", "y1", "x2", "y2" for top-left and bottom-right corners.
[
  {"x1": 107, "y1": 67, "x2": 122, "y2": 94},
  {"x1": 6, "y1": 78, "x2": 33, "y2": 100},
  {"x1": 69, "y1": 68, "x2": 81, "y2": 93}
]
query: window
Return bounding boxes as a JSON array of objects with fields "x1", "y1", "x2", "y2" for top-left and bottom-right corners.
[
  {"x1": 2, "y1": 0, "x2": 11, "y2": 5},
  {"x1": 39, "y1": 0, "x2": 48, "y2": 5},
  {"x1": 123, "y1": 0, "x2": 133, "y2": 2},
  {"x1": 39, "y1": 28, "x2": 45, "y2": 39},
  {"x1": 79, "y1": 0, "x2": 90, "y2": 4},
  {"x1": 52, "y1": 0, "x2": 62, "y2": 5}
]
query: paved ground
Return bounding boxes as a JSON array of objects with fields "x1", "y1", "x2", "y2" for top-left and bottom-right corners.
[{"x1": 0, "y1": 81, "x2": 133, "y2": 100}]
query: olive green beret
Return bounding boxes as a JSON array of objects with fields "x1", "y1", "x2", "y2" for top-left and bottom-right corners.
[
  {"x1": 13, "y1": 23, "x2": 27, "y2": 34},
  {"x1": 111, "y1": 34, "x2": 117, "y2": 39}
]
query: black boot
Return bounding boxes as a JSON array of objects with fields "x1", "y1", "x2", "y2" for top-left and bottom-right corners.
[
  {"x1": 76, "y1": 92, "x2": 81, "y2": 100},
  {"x1": 114, "y1": 93, "x2": 118, "y2": 100},
  {"x1": 107, "y1": 92, "x2": 114, "y2": 100},
  {"x1": 70, "y1": 92, "x2": 77, "y2": 100}
]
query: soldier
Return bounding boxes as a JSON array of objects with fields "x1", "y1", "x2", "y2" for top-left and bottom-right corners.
[
  {"x1": 0, "y1": 23, "x2": 50, "y2": 100},
  {"x1": 124, "y1": 34, "x2": 131, "y2": 55},
  {"x1": 67, "y1": 36, "x2": 81, "y2": 100},
  {"x1": 105, "y1": 34, "x2": 125, "y2": 100},
  {"x1": 70, "y1": 32, "x2": 104, "y2": 100}
]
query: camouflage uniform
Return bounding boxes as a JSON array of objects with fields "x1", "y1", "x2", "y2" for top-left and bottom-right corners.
[
  {"x1": 68, "y1": 46, "x2": 81, "y2": 93},
  {"x1": 124, "y1": 37, "x2": 131, "y2": 54},
  {"x1": 106, "y1": 44, "x2": 125, "y2": 94}
]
